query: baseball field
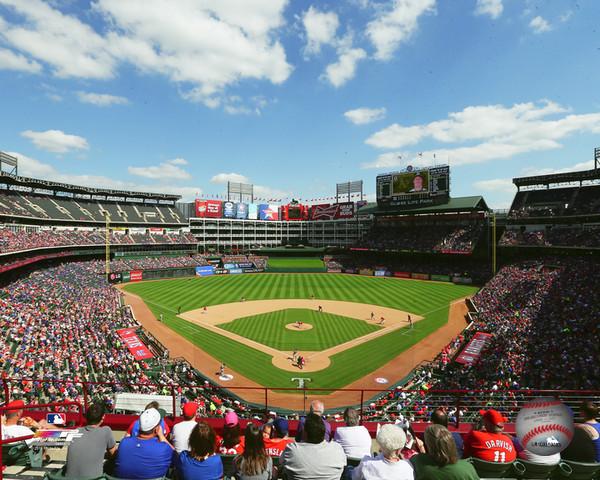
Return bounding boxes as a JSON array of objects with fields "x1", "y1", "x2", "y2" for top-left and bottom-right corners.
[{"x1": 123, "y1": 273, "x2": 478, "y2": 394}]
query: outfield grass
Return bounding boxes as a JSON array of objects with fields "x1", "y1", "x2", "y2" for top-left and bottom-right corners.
[
  {"x1": 124, "y1": 274, "x2": 478, "y2": 390},
  {"x1": 218, "y1": 308, "x2": 380, "y2": 351},
  {"x1": 266, "y1": 257, "x2": 326, "y2": 272}
]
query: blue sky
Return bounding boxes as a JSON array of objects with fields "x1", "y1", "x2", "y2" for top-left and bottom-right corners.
[{"x1": 0, "y1": 0, "x2": 599, "y2": 208}]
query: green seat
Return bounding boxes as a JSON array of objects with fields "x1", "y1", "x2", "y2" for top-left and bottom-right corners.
[
  {"x1": 560, "y1": 460, "x2": 600, "y2": 480},
  {"x1": 469, "y1": 457, "x2": 522, "y2": 478},
  {"x1": 1, "y1": 441, "x2": 43, "y2": 467},
  {"x1": 514, "y1": 459, "x2": 559, "y2": 479}
]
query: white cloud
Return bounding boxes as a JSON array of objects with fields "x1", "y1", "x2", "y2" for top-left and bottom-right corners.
[
  {"x1": 474, "y1": 0, "x2": 503, "y2": 19},
  {"x1": 473, "y1": 178, "x2": 515, "y2": 193},
  {"x1": 366, "y1": 0, "x2": 435, "y2": 61},
  {"x1": 128, "y1": 159, "x2": 191, "y2": 180},
  {"x1": 77, "y1": 91, "x2": 130, "y2": 106},
  {"x1": 559, "y1": 10, "x2": 573, "y2": 23},
  {"x1": 0, "y1": 0, "x2": 292, "y2": 109},
  {"x1": 302, "y1": 6, "x2": 339, "y2": 56},
  {"x1": 210, "y1": 173, "x2": 251, "y2": 184},
  {"x1": 9, "y1": 152, "x2": 202, "y2": 200},
  {"x1": 322, "y1": 43, "x2": 367, "y2": 88},
  {"x1": 362, "y1": 100, "x2": 600, "y2": 168},
  {"x1": 46, "y1": 93, "x2": 63, "y2": 102},
  {"x1": 529, "y1": 16, "x2": 551, "y2": 34},
  {"x1": 0, "y1": 47, "x2": 42, "y2": 73},
  {"x1": 344, "y1": 107, "x2": 387, "y2": 125},
  {"x1": 21, "y1": 129, "x2": 89, "y2": 153}
]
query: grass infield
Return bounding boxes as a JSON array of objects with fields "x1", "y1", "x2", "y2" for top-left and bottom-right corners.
[
  {"x1": 124, "y1": 274, "x2": 478, "y2": 390},
  {"x1": 219, "y1": 308, "x2": 381, "y2": 351}
]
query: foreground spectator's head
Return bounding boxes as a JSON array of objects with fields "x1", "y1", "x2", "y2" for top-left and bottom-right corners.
[
  {"x1": 85, "y1": 402, "x2": 105, "y2": 426},
  {"x1": 480, "y1": 409, "x2": 507, "y2": 433},
  {"x1": 273, "y1": 417, "x2": 289, "y2": 438},
  {"x1": 424, "y1": 424, "x2": 458, "y2": 467},
  {"x1": 343, "y1": 408, "x2": 360, "y2": 427},
  {"x1": 580, "y1": 401, "x2": 598, "y2": 422},
  {"x1": 4, "y1": 400, "x2": 24, "y2": 422},
  {"x1": 189, "y1": 422, "x2": 216, "y2": 458},
  {"x1": 376, "y1": 424, "x2": 406, "y2": 460},
  {"x1": 430, "y1": 409, "x2": 449, "y2": 427},
  {"x1": 138, "y1": 408, "x2": 161, "y2": 436},
  {"x1": 304, "y1": 413, "x2": 325, "y2": 444},
  {"x1": 310, "y1": 400, "x2": 325, "y2": 417},
  {"x1": 223, "y1": 410, "x2": 241, "y2": 448},
  {"x1": 182, "y1": 402, "x2": 198, "y2": 421}
]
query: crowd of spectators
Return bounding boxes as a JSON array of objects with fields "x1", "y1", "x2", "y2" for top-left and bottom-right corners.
[
  {"x1": 500, "y1": 226, "x2": 600, "y2": 248},
  {"x1": 509, "y1": 185, "x2": 600, "y2": 219},
  {"x1": 357, "y1": 223, "x2": 483, "y2": 254},
  {"x1": 0, "y1": 227, "x2": 196, "y2": 254},
  {"x1": 108, "y1": 255, "x2": 211, "y2": 272}
]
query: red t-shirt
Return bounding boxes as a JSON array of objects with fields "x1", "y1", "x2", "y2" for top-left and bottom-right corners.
[
  {"x1": 264, "y1": 437, "x2": 293, "y2": 456},
  {"x1": 219, "y1": 437, "x2": 245, "y2": 455},
  {"x1": 464, "y1": 430, "x2": 516, "y2": 463}
]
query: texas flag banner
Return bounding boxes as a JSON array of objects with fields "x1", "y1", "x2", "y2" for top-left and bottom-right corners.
[{"x1": 116, "y1": 328, "x2": 154, "y2": 360}]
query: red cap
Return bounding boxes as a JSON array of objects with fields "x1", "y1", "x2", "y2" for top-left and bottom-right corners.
[
  {"x1": 5, "y1": 400, "x2": 25, "y2": 410},
  {"x1": 480, "y1": 409, "x2": 508, "y2": 426},
  {"x1": 182, "y1": 402, "x2": 198, "y2": 417}
]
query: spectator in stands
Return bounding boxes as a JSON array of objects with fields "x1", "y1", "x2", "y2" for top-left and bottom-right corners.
[
  {"x1": 114, "y1": 408, "x2": 175, "y2": 479},
  {"x1": 65, "y1": 402, "x2": 116, "y2": 478},
  {"x1": 561, "y1": 427, "x2": 598, "y2": 463},
  {"x1": 352, "y1": 424, "x2": 413, "y2": 480},
  {"x1": 176, "y1": 422, "x2": 223, "y2": 480},
  {"x1": 410, "y1": 425, "x2": 478, "y2": 480},
  {"x1": 1, "y1": 400, "x2": 37, "y2": 443},
  {"x1": 219, "y1": 410, "x2": 245, "y2": 454},
  {"x1": 264, "y1": 417, "x2": 294, "y2": 457},
  {"x1": 463, "y1": 409, "x2": 516, "y2": 463},
  {"x1": 575, "y1": 400, "x2": 600, "y2": 462},
  {"x1": 280, "y1": 412, "x2": 346, "y2": 480},
  {"x1": 235, "y1": 423, "x2": 273, "y2": 480},
  {"x1": 430, "y1": 409, "x2": 463, "y2": 458},
  {"x1": 126, "y1": 401, "x2": 170, "y2": 438},
  {"x1": 334, "y1": 408, "x2": 372, "y2": 458},
  {"x1": 171, "y1": 402, "x2": 199, "y2": 453},
  {"x1": 295, "y1": 400, "x2": 332, "y2": 441}
]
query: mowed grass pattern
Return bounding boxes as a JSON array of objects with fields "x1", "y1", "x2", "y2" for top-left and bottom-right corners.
[
  {"x1": 266, "y1": 257, "x2": 326, "y2": 272},
  {"x1": 219, "y1": 308, "x2": 380, "y2": 350},
  {"x1": 124, "y1": 274, "x2": 478, "y2": 390}
]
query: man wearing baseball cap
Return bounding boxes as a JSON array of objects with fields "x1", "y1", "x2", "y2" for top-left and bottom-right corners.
[
  {"x1": 264, "y1": 417, "x2": 294, "y2": 456},
  {"x1": 463, "y1": 409, "x2": 516, "y2": 462},
  {"x1": 114, "y1": 408, "x2": 175, "y2": 479},
  {"x1": 171, "y1": 402, "x2": 199, "y2": 453}
]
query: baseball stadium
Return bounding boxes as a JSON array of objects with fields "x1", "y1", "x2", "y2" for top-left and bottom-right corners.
[{"x1": 1, "y1": 1, "x2": 600, "y2": 478}]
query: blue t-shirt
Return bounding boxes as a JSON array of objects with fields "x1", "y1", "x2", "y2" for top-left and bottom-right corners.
[
  {"x1": 176, "y1": 451, "x2": 223, "y2": 480},
  {"x1": 114, "y1": 436, "x2": 175, "y2": 479}
]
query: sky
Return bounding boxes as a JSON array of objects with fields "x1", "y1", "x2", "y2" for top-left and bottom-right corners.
[{"x1": 0, "y1": 0, "x2": 599, "y2": 208}]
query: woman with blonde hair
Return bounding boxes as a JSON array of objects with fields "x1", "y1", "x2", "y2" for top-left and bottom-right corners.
[{"x1": 410, "y1": 425, "x2": 478, "y2": 480}]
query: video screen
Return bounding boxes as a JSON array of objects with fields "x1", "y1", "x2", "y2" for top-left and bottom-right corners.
[{"x1": 392, "y1": 170, "x2": 429, "y2": 195}]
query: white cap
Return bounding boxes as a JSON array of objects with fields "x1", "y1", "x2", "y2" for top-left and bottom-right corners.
[{"x1": 139, "y1": 408, "x2": 161, "y2": 432}]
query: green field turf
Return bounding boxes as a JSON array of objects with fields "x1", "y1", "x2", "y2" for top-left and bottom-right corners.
[
  {"x1": 124, "y1": 274, "x2": 478, "y2": 390},
  {"x1": 218, "y1": 308, "x2": 381, "y2": 350},
  {"x1": 266, "y1": 256, "x2": 326, "y2": 272}
]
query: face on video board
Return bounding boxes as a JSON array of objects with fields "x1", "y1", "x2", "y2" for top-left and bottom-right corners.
[{"x1": 392, "y1": 170, "x2": 429, "y2": 195}]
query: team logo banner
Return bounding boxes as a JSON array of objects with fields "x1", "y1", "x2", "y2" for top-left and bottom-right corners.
[
  {"x1": 223, "y1": 201, "x2": 235, "y2": 218},
  {"x1": 259, "y1": 204, "x2": 279, "y2": 220},
  {"x1": 116, "y1": 328, "x2": 154, "y2": 360}
]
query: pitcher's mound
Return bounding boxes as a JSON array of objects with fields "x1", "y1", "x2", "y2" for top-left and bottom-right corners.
[{"x1": 285, "y1": 322, "x2": 313, "y2": 331}]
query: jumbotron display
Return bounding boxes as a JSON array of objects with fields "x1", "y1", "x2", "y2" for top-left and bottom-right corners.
[{"x1": 376, "y1": 165, "x2": 450, "y2": 208}]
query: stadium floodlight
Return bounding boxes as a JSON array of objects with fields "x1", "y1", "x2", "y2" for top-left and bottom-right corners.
[
  {"x1": 0, "y1": 151, "x2": 18, "y2": 175},
  {"x1": 336, "y1": 180, "x2": 363, "y2": 203},
  {"x1": 227, "y1": 182, "x2": 254, "y2": 202}
]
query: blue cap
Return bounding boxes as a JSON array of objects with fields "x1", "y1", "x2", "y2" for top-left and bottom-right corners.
[{"x1": 273, "y1": 417, "x2": 289, "y2": 436}]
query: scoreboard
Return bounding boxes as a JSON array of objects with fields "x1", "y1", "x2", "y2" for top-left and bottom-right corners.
[{"x1": 376, "y1": 165, "x2": 450, "y2": 208}]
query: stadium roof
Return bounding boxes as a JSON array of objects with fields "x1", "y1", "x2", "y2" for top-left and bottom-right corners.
[
  {"x1": 357, "y1": 196, "x2": 489, "y2": 216},
  {"x1": 513, "y1": 168, "x2": 600, "y2": 188},
  {"x1": 0, "y1": 171, "x2": 181, "y2": 201}
]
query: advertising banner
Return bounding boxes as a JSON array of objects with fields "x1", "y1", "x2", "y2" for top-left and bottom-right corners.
[
  {"x1": 195, "y1": 266, "x2": 215, "y2": 276},
  {"x1": 238, "y1": 262, "x2": 254, "y2": 269},
  {"x1": 411, "y1": 273, "x2": 430, "y2": 280},
  {"x1": 236, "y1": 203, "x2": 248, "y2": 219},
  {"x1": 223, "y1": 263, "x2": 238, "y2": 269},
  {"x1": 228, "y1": 268, "x2": 243, "y2": 274},
  {"x1": 130, "y1": 270, "x2": 143, "y2": 282},
  {"x1": 310, "y1": 204, "x2": 337, "y2": 220},
  {"x1": 344, "y1": 268, "x2": 356, "y2": 274},
  {"x1": 108, "y1": 272, "x2": 122, "y2": 284},
  {"x1": 327, "y1": 268, "x2": 342, "y2": 273},
  {"x1": 431, "y1": 274, "x2": 452, "y2": 282},
  {"x1": 452, "y1": 276, "x2": 473, "y2": 284},
  {"x1": 214, "y1": 268, "x2": 229, "y2": 275},
  {"x1": 195, "y1": 200, "x2": 207, "y2": 218},
  {"x1": 393, "y1": 272, "x2": 411, "y2": 278},
  {"x1": 122, "y1": 271, "x2": 131, "y2": 282},
  {"x1": 259, "y1": 204, "x2": 279, "y2": 220},
  {"x1": 248, "y1": 203, "x2": 258, "y2": 220},
  {"x1": 223, "y1": 201, "x2": 236, "y2": 218},
  {"x1": 374, "y1": 270, "x2": 387, "y2": 277},
  {"x1": 455, "y1": 332, "x2": 492, "y2": 366},
  {"x1": 116, "y1": 328, "x2": 154, "y2": 360},
  {"x1": 359, "y1": 268, "x2": 374, "y2": 276},
  {"x1": 335, "y1": 202, "x2": 355, "y2": 219},
  {"x1": 205, "y1": 200, "x2": 223, "y2": 218}
]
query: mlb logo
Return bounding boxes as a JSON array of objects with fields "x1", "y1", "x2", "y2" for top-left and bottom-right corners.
[{"x1": 46, "y1": 412, "x2": 66, "y2": 425}]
